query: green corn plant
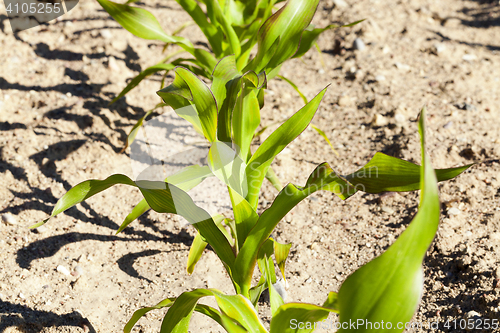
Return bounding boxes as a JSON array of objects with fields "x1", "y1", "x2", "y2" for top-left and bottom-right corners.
[
  {"x1": 34, "y1": 56, "x2": 471, "y2": 332},
  {"x1": 97, "y1": 0, "x2": 362, "y2": 151}
]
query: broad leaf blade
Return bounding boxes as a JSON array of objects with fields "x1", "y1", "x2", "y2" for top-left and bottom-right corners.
[
  {"x1": 187, "y1": 231, "x2": 208, "y2": 274},
  {"x1": 212, "y1": 290, "x2": 268, "y2": 333},
  {"x1": 345, "y1": 152, "x2": 472, "y2": 194},
  {"x1": 97, "y1": 0, "x2": 191, "y2": 47},
  {"x1": 160, "y1": 289, "x2": 213, "y2": 332},
  {"x1": 235, "y1": 162, "x2": 354, "y2": 293},
  {"x1": 124, "y1": 297, "x2": 175, "y2": 333},
  {"x1": 269, "y1": 292, "x2": 339, "y2": 333},
  {"x1": 174, "y1": 0, "x2": 224, "y2": 57},
  {"x1": 245, "y1": 86, "x2": 328, "y2": 208},
  {"x1": 117, "y1": 198, "x2": 150, "y2": 234},
  {"x1": 272, "y1": 239, "x2": 292, "y2": 282},
  {"x1": 337, "y1": 108, "x2": 440, "y2": 332},
  {"x1": 157, "y1": 67, "x2": 218, "y2": 142},
  {"x1": 247, "y1": 0, "x2": 320, "y2": 73},
  {"x1": 32, "y1": 175, "x2": 236, "y2": 272}
]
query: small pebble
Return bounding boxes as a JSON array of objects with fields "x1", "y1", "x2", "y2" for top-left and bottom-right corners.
[
  {"x1": 353, "y1": 38, "x2": 366, "y2": 51},
  {"x1": 395, "y1": 62, "x2": 411, "y2": 72},
  {"x1": 372, "y1": 114, "x2": 388, "y2": 127},
  {"x1": 443, "y1": 121, "x2": 453, "y2": 129},
  {"x1": 432, "y1": 43, "x2": 446, "y2": 55},
  {"x1": 19, "y1": 292, "x2": 26, "y2": 299},
  {"x1": 57, "y1": 265, "x2": 71, "y2": 276},
  {"x1": 2, "y1": 213, "x2": 17, "y2": 226},
  {"x1": 394, "y1": 113, "x2": 406, "y2": 124},
  {"x1": 72, "y1": 265, "x2": 84, "y2": 277},
  {"x1": 447, "y1": 207, "x2": 461, "y2": 216},
  {"x1": 108, "y1": 56, "x2": 120, "y2": 72},
  {"x1": 375, "y1": 75, "x2": 386, "y2": 82},
  {"x1": 100, "y1": 29, "x2": 113, "y2": 39},
  {"x1": 332, "y1": 0, "x2": 348, "y2": 8},
  {"x1": 466, "y1": 310, "x2": 480, "y2": 318},
  {"x1": 305, "y1": 277, "x2": 312, "y2": 284},
  {"x1": 462, "y1": 54, "x2": 477, "y2": 61},
  {"x1": 366, "y1": 242, "x2": 371, "y2": 248}
]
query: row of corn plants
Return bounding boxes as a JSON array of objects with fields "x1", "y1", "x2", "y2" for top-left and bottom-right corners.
[{"x1": 34, "y1": 0, "x2": 472, "y2": 331}]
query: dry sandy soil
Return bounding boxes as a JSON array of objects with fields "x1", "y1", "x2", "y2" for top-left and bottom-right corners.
[{"x1": 1, "y1": 0, "x2": 500, "y2": 332}]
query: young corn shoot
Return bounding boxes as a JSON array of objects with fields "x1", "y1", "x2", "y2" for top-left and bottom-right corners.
[{"x1": 97, "y1": 0, "x2": 362, "y2": 154}]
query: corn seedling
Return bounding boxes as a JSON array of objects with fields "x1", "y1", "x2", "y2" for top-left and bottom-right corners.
[
  {"x1": 34, "y1": 55, "x2": 471, "y2": 332},
  {"x1": 97, "y1": 0, "x2": 362, "y2": 151}
]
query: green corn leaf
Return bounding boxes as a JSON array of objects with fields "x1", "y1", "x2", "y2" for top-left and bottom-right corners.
[
  {"x1": 161, "y1": 289, "x2": 214, "y2": 332},
  {"x1": 236, "y1": 162, "x2": 355, "y2": 294},
  {"x1": 276, "y1": 76, "x2": 338, "y2": 157},
  {"x1": 228, "y1": 188, "x2": 259, "y2": 252},
  {"x1": 249, "y1": 277, "x2": 267, "y2": 310},
  {"x1": 245, "y1": 86, "x2": 328, "y2": 208},
  {"x1": 212, "y1": 56, "x2": 244, "y2": 143},
  {"x1": 265, "y1": 167, "x2": 283, "y2": 192},
  {"x1": 32, "y1": 174, "x2": 235, "y2": 271},
  {"x1": 277, "y1": 74, "x2": 308, "y2": 104},
  {"x1": 211, "y1": 56, "x2": 242, "y2": 109},
  {"x1": 124, "y1": 295, "x2": 231, "y2": 333},
  {"x1": 310, "y1": 123, "x2": 339, "y2": 157},
  {"x1": 120, "y1": 103, "x2": 162, "y2": 153},
  {"x1": 117, "y1": 198, "x2": 150, "y2": 234},
  {"x1": 125, "y1": 297, "x2": 175, "y2": 333},
  {"x1": 212, "y1": 290, "x2": 268, "y2": 333},
  {"x1": 187, "y1": 231, "x2": 208, "y2": 275},
  {"x1": 211, "y1": 56, "x2": 266, "y2": 148},
  {"x1": 96, "y1": 0, "x2": 191, "y2": 48},
  {"x1": 269, "y1": 292, "x2": 339, "y2": 333},
  {"x1": 158, "y1": 289, "x2": 266, "y2": 333},
  {"x1": 247, "y1": 0, "x2": 320, "y2": 73},
  {"x1": 204, "y1": 0, "x2": 241, "y2": 57},
  {"x1": 157, "y1": 67, "x2": 218, "y2": 142},
  {"x1": 117, "y1": 165, "x2": 214, "y2": 234},
  {"x1": 111, "y1": 63, "x2": 175, "y2": 104},
  {"x1": 232, "y1": 76, "x2": 263, "y2": 162},
  {"x1": 272, "y1": 239, "x2": 292, "y2": 282},
  {"x1": 257, "y1": 239, "x2": 283, "y2": 316},
  {"x1": 344, "y1": 153, "x2": 472, "y2": 195},
  {"x1": 96, "y1": 0, "x2": 218, "y2": 72},
  {"x1": 337, "y1": 108, "x2": 440, "y2": 333},
  {"x1": 208, "y1": 141, "x2": 248, "y2": 198},
  {"x1": 293, "y1": 20, "x2": 365, "y2": 59},
  {"x1": 111, "y1": 58, "x2": 210, "y2": 106},
  {"x1": 174, "y1": 0, "x2": 225, "y2": 57}
]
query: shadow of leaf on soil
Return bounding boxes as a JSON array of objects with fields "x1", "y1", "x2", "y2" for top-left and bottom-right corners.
[
  {"x1": 117, "y1": 249, "x2": 162, "y2": 282},
  {"x1": 0, "y1": 301, "x2": 96, "y2": 333},
  {"x1": 424, "y1": 243, "x2": 500, "y2": 323},
  {"x1": 16, "y1": 228, "x2": 194, "y2": 273},
  {"x1": 456, "y1": 0, "x2": 500, "y2": 28}
]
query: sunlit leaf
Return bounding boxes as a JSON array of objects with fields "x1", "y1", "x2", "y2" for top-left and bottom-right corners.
[{"x1": 337, "y1": 108, "x2": 440, "y2": 332}]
